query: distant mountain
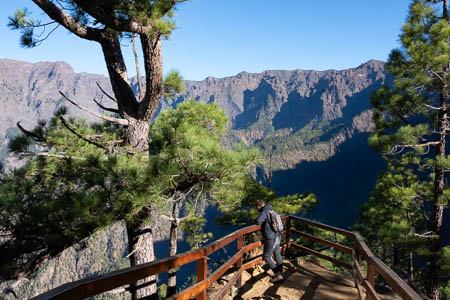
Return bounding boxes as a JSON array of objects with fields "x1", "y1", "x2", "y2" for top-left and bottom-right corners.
[
  {"x1": 0, "y1": 58, "x2": 390, "y2": 298},
  {"x1": 0, "y1": 58, "x2": 390, "y2": 224}
]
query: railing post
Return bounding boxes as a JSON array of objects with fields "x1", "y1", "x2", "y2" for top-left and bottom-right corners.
[
  {"x1": 236, "y1": 234, "x2": 244, "y2": 288},
  {"x1": 367, "y1": 257, "x2": 376, "y2": 300},
  {"x1": 353, "y1": 241, "x2": 360, "y2": 290},
  {"x1": 285, "y1": 216, "x2": 292, "y2": 258},
  {"x1": 197, "y1": 255, "x2": 207, "y2": 300}
]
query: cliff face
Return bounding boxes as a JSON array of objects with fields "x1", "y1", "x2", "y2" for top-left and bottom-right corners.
[
  {"x1": 0, "y1": 59, "x2": 388, "y2": 298},
  {"x1": 184, "y1": 60, "x2": 386, "y2": 125},
  {"x1": 173, "y1": 60, "x2": 389, "y2": 171},
  {"x1": 0, "y1": 59, "x2": 113, "y2": 170}
]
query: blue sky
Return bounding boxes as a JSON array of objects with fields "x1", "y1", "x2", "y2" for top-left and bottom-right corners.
[{"x1": 0, "y1": 0, "x2": 411, "y2": 81}]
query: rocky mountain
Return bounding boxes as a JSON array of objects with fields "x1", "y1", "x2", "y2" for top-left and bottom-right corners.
[
  {"x1": 0, "y1": 58, "x2": 389, "y2": 298},
  {"x1": 0, "y1": 58, "x2": 390, "y2": 224},
  {"x1": 0, "y1": 58, "x2": 114, "y2": 170}
]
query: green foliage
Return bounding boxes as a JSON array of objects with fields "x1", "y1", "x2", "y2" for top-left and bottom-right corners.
[
  {"x1": 0, "y1": 112, "x2": 152, "y2": 279},
  {"x1": 158, "y1": 283, "x2": 167, "y2": 299},
  {"x1": 355, "y1": 155, "x2": 430, "y2": 284},
  {"x1": 7, "y1": 8, "x2": 38, "y2": 47},
  {"x1": 163, "y1": 70, "x2": 185, "y2": 99},
  {"x1": 180, "y1": 217, "x2": 213, "y2": 250},
  {"x1": 441, "y1": 246, "x2": 450, "y2": 298},
  {"x1": 216, "y1": 177, "x2": 318, "y2": 227},
  {"x1": 148, "y1": 99, "x2": 260, "y2": 213}
]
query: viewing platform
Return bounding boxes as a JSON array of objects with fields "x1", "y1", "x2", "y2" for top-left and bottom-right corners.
[{"x1": 32, "y1": 216, "x2": 422, "y2": 300}]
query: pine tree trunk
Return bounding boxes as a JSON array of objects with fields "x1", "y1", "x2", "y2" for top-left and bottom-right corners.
[
  {"x1": 408, "y1": 252, "x2": 414, "y2": 286},
  {"x1": 393, "y1": 246, "x2": 399, "y2": 273},
  {"x1": 127, "y1": 219, "x2": 158, "y2": 300},
  {"x1": 124, "y1": 117, "x2": 151, "y2": 149},
  {"x1": 167, "y1": 200, "x2": 180, "y2": 297},
  {"x1": 428, "y1": 90, "x2": 446, "y2": 300}
]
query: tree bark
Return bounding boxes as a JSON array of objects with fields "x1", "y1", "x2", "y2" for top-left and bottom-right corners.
[
  {"x1": 139, "y1": 34, "x2": 163, "y2": 121},
  {"x1": 127, "y1": 209, "x2": 158, "y2": 300},
  {"x1": 408, "y1": 251, "x2": 414, "y2": 286},
  {"x1": 428, "y1": 88, "x2": 446, "y2": 300},
  {"x1": 167, "y1": 199, "x2": 181, "y2": 297}
]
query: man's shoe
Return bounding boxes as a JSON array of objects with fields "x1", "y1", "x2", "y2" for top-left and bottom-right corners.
[{"x1": 269, "y1": 275, "x2": 283, "y2": 283}]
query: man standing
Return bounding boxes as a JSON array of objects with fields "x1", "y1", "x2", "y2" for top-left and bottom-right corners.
[{"x1": 256, "y1": 200, "x2": 283, "y2": 283}]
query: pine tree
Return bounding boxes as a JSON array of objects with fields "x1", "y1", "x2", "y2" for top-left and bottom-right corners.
[
  {"x1": 6, "y1": 1, "x2": 185, "y2": 298},
  {"x1": 355, "y1": 154, "x2": 429, "y2": 289},
  {"x1": 145, "y1": 100, "x2": 259, "y2": 296},
  {"x1": 366, "y1": 0, "x2": 449, "y2": 298}
]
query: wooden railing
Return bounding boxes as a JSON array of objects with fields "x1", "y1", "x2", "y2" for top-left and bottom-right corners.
[{"x1": 32, "y1": 216, "x2": 422, "y2": 300}]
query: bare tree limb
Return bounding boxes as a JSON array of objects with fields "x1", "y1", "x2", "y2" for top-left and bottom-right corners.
[
  {"x1": 96, "y1": 82, "x2": 117, "y2": 103},
  {"x1": 92, "y1": 98, "x2": 120, "y2": 114},
  {"x1": 159, "y1": 214, "x2": 174, "y2": 221},
  {"x1": 132, "y1": 35, "x2": 143, "y2": 101},
  {"x1": 388, "y1": 141, "x2": 440, "y2": 154},
  {"x1": 59, "y1": 92, "x2": 129, "y2": 126},
  {"x1": 414, "y1": 232, "x2": 439, "y2": 239}
]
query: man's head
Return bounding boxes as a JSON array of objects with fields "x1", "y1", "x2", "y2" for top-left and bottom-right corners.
[{"x1": 256, "y1": 200, "x2": 265, "y2": 212}]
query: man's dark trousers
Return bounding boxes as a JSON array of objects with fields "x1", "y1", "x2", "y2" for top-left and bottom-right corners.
[{"x1": 263, "y1": 233, "x2": 283, "y2": 276}]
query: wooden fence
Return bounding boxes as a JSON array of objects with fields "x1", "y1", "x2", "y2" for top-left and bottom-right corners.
[{"x1": 32, "y1": 216, "x2": 422, "y2": 300}]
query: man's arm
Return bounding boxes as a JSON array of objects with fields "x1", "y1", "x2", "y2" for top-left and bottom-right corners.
[{"x1": 257, "y1": 211, "x2": 266, "y2": 225}]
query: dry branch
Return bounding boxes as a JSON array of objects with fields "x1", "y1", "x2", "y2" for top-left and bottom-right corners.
[
  {"x1": 16, "y1": 122, "x2": 43, "y2": 141},
  {"x1": 59, "y1": 116, "x2": 108, "y2": 151},
  {"x1": 92, "y1": 98, "x2": 120, "y2": 114},
  {"x1": 59, "y1": 92, "x2": 128, "y2": 126},
  {"x1": 96, "y1": 82, "x2": 117, "y2": 103}
]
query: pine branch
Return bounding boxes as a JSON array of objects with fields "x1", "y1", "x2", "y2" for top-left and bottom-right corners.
[
  {"x1": 414, "y1": 232, "x2": 438, "y2": 239},
  {"x1": 32, "y1": 0, "x2": 102, "y2": 41},
  {"x1": 96, "y1": 82, "x2": 117, "y2": 103},
  {"x1": 59, "y1": 92, "x2": 128, "y2": 126},
  {"x1": 71, "y1": 0, "x2": 187, "y2": 34},
  {"x1": 18, "y1": 151, "x2": 86, "y2": 160},
  {"x1": 92, "y1": 98, "x2": 120, "y2": 114},
  {"x1": 389, "y1": 141, "x2": 440, "y2": 153},
  {"x1": 34, "y1": 24, "x2": 60, "y2": 46},
  {"x1": 59, "y1": 116, "x2": 108, "y2": 151},
  {"x1": 16, "y1": 122, "x2": 43, "y2": 141},
  {"x1": 424, "y1": 104, "x2": 442, "y2": 110}
]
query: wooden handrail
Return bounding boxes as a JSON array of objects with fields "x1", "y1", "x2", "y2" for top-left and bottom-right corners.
[
  {"x1": 32, "y1": 216, "x2": 422, "y2": 300},
  {"x1": 288, "y1": 215, "x2": 422, "y2": 300}
]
